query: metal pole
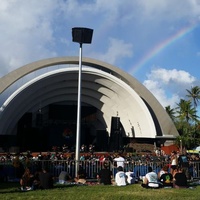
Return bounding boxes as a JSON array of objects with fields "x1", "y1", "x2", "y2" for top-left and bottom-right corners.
[
  {"x1": 180, "y1": 139, "x2": 183, "y2": 154},
  {"x1": 75, "y1": 43, "x2": 82, "y2": 177}
]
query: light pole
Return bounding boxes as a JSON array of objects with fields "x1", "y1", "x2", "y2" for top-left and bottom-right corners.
[
  {"x1": 180, "y1": 139, "x2": 183, "y2": 154},
  {"x1": 72, "y1": 27, "x2": 93, "y2": 177}
]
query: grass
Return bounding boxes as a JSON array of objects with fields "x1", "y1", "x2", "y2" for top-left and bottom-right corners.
[{"x1": 0, "y1": 182, "x2": 200, "y2": 200}]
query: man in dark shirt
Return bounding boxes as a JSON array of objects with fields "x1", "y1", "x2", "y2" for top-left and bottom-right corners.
[
  {"x1": 39, "y1": 167, "x2": 54, "y2": 189},
  {"x1": 160, "y1": 173, "x2": 173, "y2": 188},
  {"x1": 97, "y1": 162, "x2": 113, "y2": 185},
  {"x1": 173, "y1": 167, "x2": 188, "y2": 188}
]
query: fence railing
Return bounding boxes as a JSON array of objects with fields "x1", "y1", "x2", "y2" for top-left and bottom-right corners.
[{"x1": 0, "y1": 160, "x2": 200, "y2": 181}]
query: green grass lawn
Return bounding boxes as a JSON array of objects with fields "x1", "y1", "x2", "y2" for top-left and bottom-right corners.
[{"x1": 0, "y1": 182, "x2": 200, "y2": 200}]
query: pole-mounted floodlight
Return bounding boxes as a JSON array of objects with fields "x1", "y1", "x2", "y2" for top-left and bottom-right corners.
[
  {"x1": 72, "y1": 27, "x2": 93, "y2": 44},
  {"x1": 72, "y1": 27, "x2": 93, "y2": 177}
]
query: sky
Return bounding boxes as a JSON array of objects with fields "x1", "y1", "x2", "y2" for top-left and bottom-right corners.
[{"x1": 0, "y1": 0, "x2": 200, "y2": 112}]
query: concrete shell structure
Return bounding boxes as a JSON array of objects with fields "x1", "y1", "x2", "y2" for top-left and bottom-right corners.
[{"x1": 0, "y1": 56, "x2": 179, "y2": 141}]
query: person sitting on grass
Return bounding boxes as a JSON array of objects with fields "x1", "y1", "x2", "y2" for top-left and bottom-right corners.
[
  {"x1": 141, "y1": 166, "x2": 161, "y2": 189},
  {"x1": 58, "y1": 171, "x2": 73, "y2": 184},
  {"x1": 159, "y1": 165, "x2": 173, "y2": 188},
  {"x1": 20, "y1": 168, "x2": 33, "y2": 191},
  {"x1": 173, "y1": 167, "x2": 188, "y2": 188},
  {"x1": 114, "y1": 166, "x2": 127, "y2": 186},
  {"x1": 125, "y1": 168, "x2": 136, "y2": 184},
  {"x1": 97, "y1": 162, "x2": 113, "y2": 185},
  {"x1": 39, "y1": 167, "x2": 54, "y2": 189},
  {"x1": 74, "y1": 165, "x2": 87, "y2": 184}
]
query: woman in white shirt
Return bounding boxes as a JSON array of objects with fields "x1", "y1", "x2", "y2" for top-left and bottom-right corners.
[{"x1": 170, "y1": 151, "x2": 178, "y2": 174}]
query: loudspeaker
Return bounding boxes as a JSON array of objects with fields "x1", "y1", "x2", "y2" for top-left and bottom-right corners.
[
  {"x1": 72, "y1": 27, "x2": 93, "y2": 44},
  {"x1": 112, "y1": 117, "x2": 120, "y2": 130}
]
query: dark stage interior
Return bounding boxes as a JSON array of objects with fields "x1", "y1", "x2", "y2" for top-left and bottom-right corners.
[{"x1": 0, "y1": 104, "x2": 130, "y2": 153}]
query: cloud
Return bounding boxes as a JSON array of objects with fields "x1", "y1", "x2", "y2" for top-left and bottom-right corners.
[
  {"x1": 0, "y1": 0, "x2": 200, "y2": 85},
  {"x1": 143, "y1": 68, "x2": 197, "y2": 108},
  {"x1": 0, "y1": 0, "x2": 60, "y2": 74},
  {"x1": 60, "y1": 0, "x2": 200, "y2": 24},
  {"x1": 146, "y1": 68, "x2": 196, "y2": 84},
  {"x1": 144, "y1": 79, "x2": 180, "y2": 108},
  {"x1": 90, "y1": 38, "x2": 133, "y2": 65},
  {"x1": 138, "y1": 0, "x2": 199, "y2": 22}
]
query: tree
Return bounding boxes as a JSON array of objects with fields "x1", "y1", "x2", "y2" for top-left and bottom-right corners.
[
  {"x1": 164, "y1": 86, "x2": 200, "y2": 149},
  {"x1": 176, "y1": 99, "x2": 198, "y2": 123},
  {"x1": 186, "y1": 86, "x2": 200, "y2": 145},
  {"x1": 186, "y1": 86, "x2": 200, "y2": 108},
  {"x1": 165, "y1": 105, "x2": 176, "y2": 122},
  {"x1": 176, "y1": 99, "x2": 199, "y2": 148}
]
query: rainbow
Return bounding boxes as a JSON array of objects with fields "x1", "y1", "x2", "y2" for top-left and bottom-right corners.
[{"x1": 129, "y1": 20, "x2": 199, "y2": 75}]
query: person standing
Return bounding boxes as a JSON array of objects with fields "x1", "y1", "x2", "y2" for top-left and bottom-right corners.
[
  {"x1": 170, "y1": 151, "x2": 178, "y2": 175},
  {"x1": 113, "y1": 154, "x2": 125, "y2": 168}
]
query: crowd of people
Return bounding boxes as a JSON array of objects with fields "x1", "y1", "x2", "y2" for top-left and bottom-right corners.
[
  {"x1": 19, "y1": 166, "x2": 54, "y2": 191},
  {"x1": 0, "y1": 147, "x2": 200, "y2": 191},
  {"x1": 97, "y1": 152, "x2": 189, "y2": 188},
  {"x1": 17, "y1": 152, "x2": 192, "y2": 191},
  {"x1": 141, "y1": 164, "x2": 188, "y2": 189},
  {"x1": 93, "y1": 152, "x2": 191, "y2": 188},
  {"x1": 0, "y1": 143, "x2": 200, "y2": 163}
]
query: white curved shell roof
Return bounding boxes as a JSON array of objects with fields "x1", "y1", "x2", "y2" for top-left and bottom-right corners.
[{"x1": 0, "y1": 57, "x2": 179, "y2": 138}]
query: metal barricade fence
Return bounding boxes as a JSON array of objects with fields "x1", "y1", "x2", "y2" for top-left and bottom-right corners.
[
  {"x1": 1, "y1": 160, "x2": 200, "y2": 181},
  {"x1": 190, "y1": 161, "x2": 200, "y2": 179}
]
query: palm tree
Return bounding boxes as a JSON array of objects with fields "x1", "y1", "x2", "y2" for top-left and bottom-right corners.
[
  {"x1": 186, "y1": 86, "x2": 200, "y2": 109},
  {"x1": 186, "y1": 86, "x2": 200, "y2": 145},
  {"x1": 176, "y1": 99, "x2": 199, "y2": 148},
  {"x1": 176, "y1": 99, "x2": 197, "y2": 123},
  {"x1": 165, "y1": 105, "x2": 176, "y2": 122}
]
